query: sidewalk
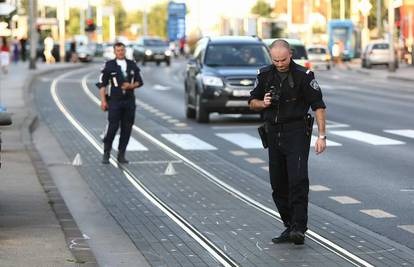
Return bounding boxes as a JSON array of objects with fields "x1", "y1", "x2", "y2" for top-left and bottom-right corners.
[
  {"x1": 336, "y1": 58, "x2": 414, "y2": 82},
  {"x1": 0, "y1": 61, "x2": 96, "y2": 266}
]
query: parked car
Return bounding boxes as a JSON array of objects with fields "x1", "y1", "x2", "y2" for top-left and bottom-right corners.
[
  {"x1": 77, "y1": 44, "x2": 94, "y2": 62},
  {"x1": 263, "y1": 38, "x2": 311, "y2": 69},
  {"x1": 133, "y1": 37, "x2": 172, "y2": 66},
  {"x1": 103, "y1": 42, "x2": 115, "y2": 60},
  {"x1": 184, "y1": 36, "x2": 271, "y2": 123},
  {"x1": 307, "y1": 45, "x2": 331, "y2": 70},
  {"x1": 361, "y1": 41, "x2": 398, "y2": 68}
]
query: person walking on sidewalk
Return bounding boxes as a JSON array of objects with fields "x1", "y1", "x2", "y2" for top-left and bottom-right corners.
[
  {"x1": 249, "y1": 39, "x2": 327, "y2": 245},
  {"x1": 96, "y1": 42, "x2": 144, "y2": 164},
  {"x1": 1, "y1": 37, "x2": 10, "y2": 74}
]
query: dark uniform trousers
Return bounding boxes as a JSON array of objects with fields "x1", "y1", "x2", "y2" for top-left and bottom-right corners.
[
  {"x1": 104, "y1": 97, "x2": 136, "y2": 153},
  {"x1": 267, "y1": 122, "x2": 311, "y2": 232}
]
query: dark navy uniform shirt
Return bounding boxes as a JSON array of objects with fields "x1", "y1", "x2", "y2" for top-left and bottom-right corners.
[
  {"x1": 248, "y1": 60, "x2": 326, "y2": 124},
  {"x1": 96, "y1": 59, "x2": 144, "y2": 100}
]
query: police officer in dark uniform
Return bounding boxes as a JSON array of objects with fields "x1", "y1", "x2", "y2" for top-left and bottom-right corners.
[
  {"x1": 96, "y1": 42, "x2": 143, "y2": 164},
  {"x1": 249, "y1": 39, "x2": 326, "y2": 245}
]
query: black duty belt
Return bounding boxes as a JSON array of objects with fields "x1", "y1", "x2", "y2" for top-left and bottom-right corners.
[{"x1": 266, "y1": 119, "x2": 305, "y2": 131}]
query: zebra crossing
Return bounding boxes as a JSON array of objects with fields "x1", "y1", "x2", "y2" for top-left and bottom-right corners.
[{"x1": 121, "y1": 128, "x2": 414, "y2": 152}]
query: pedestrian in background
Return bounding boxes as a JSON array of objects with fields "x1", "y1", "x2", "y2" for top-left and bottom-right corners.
[
  {"x1": 0, "y1": 37, "x2": 10, "y2": 74},
  {"x1": 20, "y1": 37, "x2": 27, "y2": 62},
  {"x1": 43, "y1": 36, "x2": 55, "y2": 64},
  {"x1": 12, "y1": 37, "x2": 20, "y2": 63},
  {"x1": 96, "y1": 42, "x2": 144, "y2": 164},
  {"x1": 249, "y1": 39, "x2": 327, "y2": 245}
]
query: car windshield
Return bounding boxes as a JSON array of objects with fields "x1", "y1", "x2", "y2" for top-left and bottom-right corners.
[
  {"x1": 204, "y1": 44, "x2": 271, "y2": 67},
  {"x1": 291, "y1": 45, "x2": 308, "y2": 60},
  {"x1": 144, "y1": 39, "x2": 168, "y2": 46},
  {"x1": 307, "y1": 47, "x2": 326, "y2": 54},
  {"x1": 372, "y1": 43, "x2": 389, "y2": 50}
]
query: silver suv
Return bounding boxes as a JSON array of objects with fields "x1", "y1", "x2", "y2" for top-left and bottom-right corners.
[{"x1": 361, "y1": 41, "x2": 398, "y2": 68}]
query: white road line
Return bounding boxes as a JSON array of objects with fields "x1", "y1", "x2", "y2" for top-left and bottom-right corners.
[
  {"x1": 330, "y1": 130, "x2": 405, "y2": 145},
  {"x1": 261, "y1": 166, "x2": 269, "y2": 171},
  {"x1": 384, "y1": 129, "x2": 414, "y2": 139},
  {"x1": 244, "y1": 157, "x2": 265, "y2": 164},
  {"x1": 216, "y1": 133, "x2": 262, "y2": 149},
  {"x1": 360, "y1": 209, "x2": 396, "y2": 218},
  {"x1": 161, "y1": 134, "x2": 217, "y2": 150},
  {"x1": 310, "y1": 185, "x2": 331, "y2": 192},
  {"x1": 59, "y1": 72, "x2": 238, "y2": 267},
  {"x1": 398, "y1": 225, "x2": 414, "y2": 234},
  {"x1": 112, "y1": 135, "x2": 148, "y2": 151},
  {"x1": 230, "y1": 150, "x2": 249, "y2": 156},
  {"x1": 329, "y1": 196, "x2": 361, "y2": 204},
  {"x1": 82, "y1": 71, "x2": 374, "y2": 267},
  {"x1": 311, "y1": 136, "x2": 342, "y2": 147}
]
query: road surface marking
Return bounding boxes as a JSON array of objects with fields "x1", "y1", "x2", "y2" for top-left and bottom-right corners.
[
  {"x1": 360, "y1": 209, "x2": 396, "y2": 218},
  {"x1": 398, "y1": 225, "x2": 414, "y2": 234},
  {"x1": 384, "y1": 129, "x2": 414, "y2": 139},
  {"x1": 230, "y1": 150, "x2": 248, "y2": 156},
  {"x1": 112, "y1": 136, "x2": 148, "y2": 151},
  {"x1": 161, "y1": 134, "x2": 217, "y2": 150},
  {"x1": 244, "y1": 157, "x2": 265, "y2": 164},
  {"x1": 330, "y1": 130, "x2": 405, "y2": 145},
  {"x1": 330, "y1": 196, "x2": 361, "y2": 204},
  {"x1": 310, "y1": 185, "x2": 331, "y2": 192},
  {"x1": 216, "y1": 133, "x2": 262, "y2": 149}
]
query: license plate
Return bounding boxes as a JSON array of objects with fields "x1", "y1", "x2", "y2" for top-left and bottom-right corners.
[
  {"x1": 154, "y1": 55, "x2": 164, "y2": 59},
  {"x1": 233, "y1": 90, "x2": 251, "y2": 97}
]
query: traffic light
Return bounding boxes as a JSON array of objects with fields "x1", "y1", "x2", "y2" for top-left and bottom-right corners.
[{"x1": 85, "y1": 18, "x2": 96, "y2": 32}]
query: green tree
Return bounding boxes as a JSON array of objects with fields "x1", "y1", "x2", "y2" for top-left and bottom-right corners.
[
  {"x1": 66, "y1": 8, "x2": 80, "y2": 38},
  {"x1": 147, "y1": 2, "x2": 168, "y2": 38},
  {"x1": 104, "y1": 0, "x2": 127, "y2": 35},
  {"x1": 251, "y1": 0, "x2": 272, "y2": 17}
]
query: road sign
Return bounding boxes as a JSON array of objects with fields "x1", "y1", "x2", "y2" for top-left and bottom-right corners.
[{"x1": 168, "y1": 2, "x2": 186, "y2": 41}]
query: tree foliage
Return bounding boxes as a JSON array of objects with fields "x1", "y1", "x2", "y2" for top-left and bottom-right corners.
[{"x1": 251, "y1": 0, "x2": 272, "y2": 17}]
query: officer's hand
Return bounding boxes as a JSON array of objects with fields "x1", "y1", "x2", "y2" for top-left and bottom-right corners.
[
  {"x1": 315, "y1": 138, "x2": 326, "y2": 155},
  {"x1": 121, "y1": 82, "x2": 130, "y2": 90},
  {"x1": 101, "y1": 100, "x2": 108, "y2": 111},
  {"x1": 263, "y1": 93, "x2": 272, "y2": 108}
]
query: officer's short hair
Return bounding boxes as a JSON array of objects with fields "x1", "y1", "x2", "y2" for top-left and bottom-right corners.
[
  {"x1": 113, "y1": 42, "x2": 125, "y2": 49},
  {"x1": 270, "y1": 39, "x2": 291, "y2": 53}
]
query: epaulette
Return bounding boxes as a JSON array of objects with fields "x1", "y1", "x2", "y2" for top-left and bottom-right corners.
[{"x1": 257, "y1": 64, "x2": 273, "y2": 75}]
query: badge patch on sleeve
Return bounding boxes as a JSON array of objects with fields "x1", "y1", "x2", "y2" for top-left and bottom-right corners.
[{"x1": 310, "y1": 79, "x2": 320, "y2": 91}]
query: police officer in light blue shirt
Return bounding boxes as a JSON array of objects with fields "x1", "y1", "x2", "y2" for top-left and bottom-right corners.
[{"x1": 96, "y1": 42, "x2": 143, "y2": 164}]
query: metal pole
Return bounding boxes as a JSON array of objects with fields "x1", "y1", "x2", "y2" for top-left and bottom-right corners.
[
  {"x1": 376, "y1": 0, "x2": 381, "y2": 37},
  {"x1": 58, "y1": 0, "x2": 66, "y2": 63},
  {"x1": 143, "y1": 0, "x2": 148, "y2": 36},
  {"x1": 109, "y1": 14, "x2": 115, "y2": 42},
  {"x1": 388, "y1": 0, "x2": 395, "y2": 71},
  {"x1": 340, "y1": 0, "x2": 345, "y2": 19},
  {"x1": 80, "y1": 7, "x2": 85, "y2": 35},
  {"x1": 29, "y1": 0, "x2": 37, "y2": 69},
  {"x1": 287, "y1": 0, "x2": 292, "y2": 34},
  {"x1": 96, "y1": 4, "x2": 103, "y2": 43}
]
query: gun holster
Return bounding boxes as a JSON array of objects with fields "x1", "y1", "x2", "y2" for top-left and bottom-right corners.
[
  {"x1": 258, "y1": 123, "x2": 268, "y2": 149},
  {"x1": 305, "y1": 113, "x2": 314, "y2": 137}
]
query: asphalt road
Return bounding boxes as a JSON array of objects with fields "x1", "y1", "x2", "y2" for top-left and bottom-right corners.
[{"x1": 31, "y1": 58, "x2": 414, "y2": 266}]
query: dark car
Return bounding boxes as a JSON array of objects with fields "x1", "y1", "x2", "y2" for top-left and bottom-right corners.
[
  {"x1": 184, "y1": 36, "x2": 271, "y2": 123},
  {"x1": 133, "y1": 37, "x2": 172, "y2": 66}
]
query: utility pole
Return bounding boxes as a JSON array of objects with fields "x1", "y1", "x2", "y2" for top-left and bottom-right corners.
[
  {"x1": 340, "y1": 0, "x2": 345, "y2": 19},
  {"x1": 96, "y1": 3, "x2": 103, "y2": 43},
  {"x1": 388, "y1": 0, "x2": 396, "y2": 72},
  {"x1": 58, "y1": 0, "x2": 66, "y2": 62},
  {"x1": 29, "y1": 0, "x2": 37, "y2": 69},
  {"x1": 377, "y1": 0, "x2": 382, "y2": 37},
  {"x1": 143, "y1": 0, "x2": 148, "y2": 36}
]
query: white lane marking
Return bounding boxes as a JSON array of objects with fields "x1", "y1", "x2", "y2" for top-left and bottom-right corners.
[
  {"x1": 230, "y1": 150, "x2": 248, "y2": 156},
  {"x1": 244, "y1": 157, "x2": 265, "y2": 164},
  {"x1": 261, "y1": 166, "x2": 269, "y2": 171},
  {"x1": 330, "y1": 130, "x2": 405, "y2": 145},
  {"x1": 59, "y1": 72, "x2": 238, "y2": 267},
  {"x1": 398, "y1": 225, "x2": 414, "y2": 234},
  {"x1": 112, "y1": 135, "x2": 148, "y2": 151},
  {"x1": 216, "y1": 133, "x2": 262, "y2": 149},
  {"x1": 174, "y1": 123, "x2": 188, "y2": 127},
  {"x1": 310, "y1": 185, "x2": 331, "y2": 192},
  {"x1": 360, "y1": 209, "x2": 396, "y2": 218},
  {"x1": 384, "y1": 129, "x2": 414, "y2": 139},
  {"x1": 311, "y1": 136, "x2": 342, "y2": 147},
  {"x1": 82, "y1": 71, "x2": 374, "y2": 267},
  {"x1": 329, "y1": 196, "x2": 361, "y2": 204},
  {"x1": 161, "y1": 134, "x2": 217, "y2": 150},
  {"x1": 153, "y1": 84, "x2": 171, "y2": 90}
]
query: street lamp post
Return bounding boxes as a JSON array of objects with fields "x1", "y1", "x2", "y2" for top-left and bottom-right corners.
[
  {"x1": 29, "y1": 0, "x2": 37, "y2": 69},
  {"x1": 388, "y1": 0, "x2": 396, "y2": 71},
  {"x1": 358, "y1": 0, "x2": 372, "y2": 53}
]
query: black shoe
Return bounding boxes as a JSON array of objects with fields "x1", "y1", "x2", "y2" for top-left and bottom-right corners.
[
  {"x1": 272, "y1": 228, "x2": 292, "y2": 243},
  {"x1": 102, "y1": 152, "x2": 110, "y2": 164},
  {"x1": 290, "y1": 230, "x2": 305, "y2": 245},
  {"x1": 117, "y1": 151, "x2": 129, "y2": 164}
]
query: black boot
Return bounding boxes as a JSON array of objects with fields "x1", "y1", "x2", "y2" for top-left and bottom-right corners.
[
  {"x1": 290, "y1": 230, "x2": 305, "y2": 245},
  {"x1": 117, "y1": 150, "x2": 129, "y2": 164},
  {"x1": 102, "y1": 151, "x2": 110, "y2": 164},
  {"x1": 272, "y1": 228, "x2": 292, "y2": 243}
]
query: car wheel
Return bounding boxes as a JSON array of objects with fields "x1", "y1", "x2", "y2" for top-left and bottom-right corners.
[
  {"x1": 326, "y1": 64, "x2": 331, "y2": 70},
  {"x1": 156, "y1": 61, "x2": 160, "y2": 66},
  {"x1": 185, "y1": 89, "x2": 196, "y2": 119},
  {"x1": 142, "y1": 60, "x2": 146, "y2": 66},
  {"x1": 366, "y1": 61, "x2": 371, "y2": 69},
  {"x1": 196, "y1": 94, "x2": 209, "y2": 123},
  {"x1": 166, "y1": 60, "x2": 171, "y2": 66}
]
